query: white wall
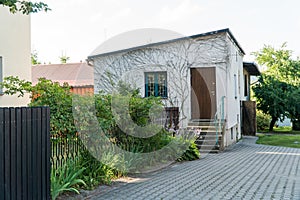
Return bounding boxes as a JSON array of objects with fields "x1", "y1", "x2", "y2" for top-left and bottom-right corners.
[
  {"x1": 0, "y1": 6, "x2": 31, "y2": 107},
  {"x1": 223, "y1": 33, "x2": 244, "y2": 145},
  {"x1": 93, "y1": 33, "x2": 229, "y2": 127}
]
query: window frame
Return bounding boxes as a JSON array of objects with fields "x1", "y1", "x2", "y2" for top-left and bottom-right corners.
[
  {"x1": 0, "y1": 56, "x2": 3, "y2": 95},
  {"x1": 234, "y1": 74, "x2": 237, "y2": 99},
  {"x1": 144, "y1": 71, "x2": 168, "y2": 98}
]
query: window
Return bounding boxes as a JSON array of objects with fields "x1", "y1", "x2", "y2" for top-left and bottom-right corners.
[
  {"x1": 244, "y1": 74, "x2": 248, "y2": 97},
  {"x1": 0, "y1": 56, "x2": 2, "y2": 94},
  {"x1": 145, "y1": 72, "x2": 167, "y2": 98},
  {"x1": 234, "y1": 74, "x2": 237, "y2": 99}
]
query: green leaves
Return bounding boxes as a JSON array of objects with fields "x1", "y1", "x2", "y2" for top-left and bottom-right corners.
[
  {"x1": 51, "y1": 159, "x2": 86, "y2": 200},
  {"x1": 0, "y1": 0, "x2": 51, "y2": 14},
  {"x1": 252, "y1": 44, "x2": 300, "y2": 131}
]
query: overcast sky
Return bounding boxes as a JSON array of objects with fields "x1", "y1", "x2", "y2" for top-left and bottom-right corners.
[{"x1": 31, "y1": 0, "x2": 300, "y2": 64}]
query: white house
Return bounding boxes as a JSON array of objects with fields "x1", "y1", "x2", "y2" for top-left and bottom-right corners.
[
  {"x1": 88, "y1": 28, "x2": 260, "y2": 151},
  {"x1": 0, "y1": 6, "x2": 31, "y2": 107}
]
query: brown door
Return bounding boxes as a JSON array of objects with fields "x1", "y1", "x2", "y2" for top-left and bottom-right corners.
[{"x1": 191, "y1": 67, "x2": 216, "y2": 119}]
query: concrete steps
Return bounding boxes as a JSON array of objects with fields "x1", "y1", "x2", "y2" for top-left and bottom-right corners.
[{"x1": 188, "y1": 119, "x2": 224, "y2": 154}]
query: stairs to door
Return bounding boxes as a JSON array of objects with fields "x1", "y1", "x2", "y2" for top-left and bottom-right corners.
[{"x1": 187, "y1": 119, "x2": 224, "y2": 154}]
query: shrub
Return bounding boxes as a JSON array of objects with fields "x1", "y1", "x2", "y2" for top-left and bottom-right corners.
[
  {"x1": 256, "y1": 110, "x2": 271, "y2": 131},
  {"x1": 177, "y1": 140, "x2": 200, "y2": 161}
]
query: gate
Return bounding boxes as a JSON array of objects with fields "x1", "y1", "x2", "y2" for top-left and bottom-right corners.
[
  {"x1": 0, "y1": 107, "x2": 51, "y2": 200},
  {"x1": 242, "y1": 101, "x2": 257, "y2": 136}
]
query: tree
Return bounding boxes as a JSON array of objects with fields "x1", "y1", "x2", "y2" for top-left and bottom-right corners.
[
  {"x1": 252, "y1": 44, "x2": 300, "y2": 131},
  {"x1": 60, "y1": 55, "x2": 70, "y2": 64},
  {"x1": 0, "y1": 0, "x2": 50, "y2": 14},
  {"x1": 253, "y1": 75, "x2": 290, "y2": 131},
  {"x1": 31, "y1": 50, "x2": 41, "y2": 65}
]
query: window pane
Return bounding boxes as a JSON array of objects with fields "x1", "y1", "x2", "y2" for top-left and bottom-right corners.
[
  {"x1": 157, "y1": 73, "x2": 167, "y2": 97},
  {"x1": 146, "y1": 74, "x2": 155, "y2": 97}
]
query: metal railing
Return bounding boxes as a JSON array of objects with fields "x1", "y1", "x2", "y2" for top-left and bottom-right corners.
[{"x1": 214, "y1": 96, "x2": 225, "y2": 146}]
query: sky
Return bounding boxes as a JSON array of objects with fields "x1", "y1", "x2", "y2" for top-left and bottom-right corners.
[{"x1": 31, "y1": 0, "x2": 300, "y2": 64}]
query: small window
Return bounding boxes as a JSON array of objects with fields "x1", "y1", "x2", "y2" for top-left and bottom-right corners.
[
  {"x1": 234, "y1": 74, "x2": 237, "y2": 99},
  {"x1": 145, "y1": 72, "x2": 167, "y2": 98},
  {"x1": 244, "y1": 74, "x2": 248, "y2": 97},
  {"x1": 0, "y1": 56, "x2": 3, "y2": 94}
]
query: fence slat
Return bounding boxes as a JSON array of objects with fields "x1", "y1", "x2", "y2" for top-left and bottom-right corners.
[
  {"x1": 10, "y1": 108, "x2": 17, "y2": 200},
  {"x1": 0, "y1": 109, "x2": 5, "y2": 200},
  {"x1": 26, "y1": 108, "x2": 33, "y2": 200},
  {"x1": 36, "y1": 108, "x2": 42, "y2": 200},
  {"x1": 16, "y1": 108, "x2": 22, "y2": 200},
  {"x1": 31, "y1": 108, "x2": 38, "y2": 199},
  {"x1": 46, "y1": 107, "x2": 51, "y2": 199},
  {"x1": 21, "y1": 108, "x2": 28, "y2": 199},
  {"x1": 4, "y1": 108, "x2": 11, "y2": 200}
]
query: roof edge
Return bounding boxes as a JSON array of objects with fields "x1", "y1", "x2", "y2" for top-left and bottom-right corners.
[{"x1": 87, "y1": 28, "x2": 245, "y2": 59}]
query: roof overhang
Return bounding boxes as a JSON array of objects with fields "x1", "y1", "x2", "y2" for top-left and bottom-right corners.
[
  {"x1": 88, "y1": 28, "x2": 245, "y2": 59},
  {"x1": 243, "y1": 62, "x2": 261, "y2": 76}
]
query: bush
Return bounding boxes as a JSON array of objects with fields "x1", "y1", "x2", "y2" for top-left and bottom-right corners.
[
  {"x1": 256, "y1": 110, "x2": 271, "y2": 131},
  {"x1": 177, "y1": 140, "x2": 200, "y2": 161}
]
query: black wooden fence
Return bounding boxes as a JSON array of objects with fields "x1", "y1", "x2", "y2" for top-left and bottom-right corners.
[{"x1": 0, "y1": 107, "x2": 51, "y2": 200}]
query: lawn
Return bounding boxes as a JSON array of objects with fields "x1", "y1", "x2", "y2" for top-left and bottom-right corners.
[
  {"x1": 258, "y1": 126, "x2": 300, "y2": 134},
  {"x1": 256, "y1": 134, "x2": 300, "y2": 148}
]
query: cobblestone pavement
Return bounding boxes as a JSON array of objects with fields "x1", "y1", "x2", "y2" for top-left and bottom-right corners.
[{"x1": 89, "y1": 136, "x2": 300, "y2": 200}]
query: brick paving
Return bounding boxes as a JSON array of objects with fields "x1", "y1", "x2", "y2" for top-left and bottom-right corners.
[{"x1": 89, "y1": 136, "x2": 300, "y2": 200}]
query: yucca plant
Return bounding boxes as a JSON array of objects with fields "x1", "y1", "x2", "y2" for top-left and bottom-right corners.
[{"x1": 51, "y1": 159, "x2": 86, "y2": 200}]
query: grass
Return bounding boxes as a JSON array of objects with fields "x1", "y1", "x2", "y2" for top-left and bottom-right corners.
[
  {"x1": 256, "y1": 134, "x2": 300, "y2": 148},
  {"x1": 258, "y1": 126, "x2": 300, "y2": 134}
]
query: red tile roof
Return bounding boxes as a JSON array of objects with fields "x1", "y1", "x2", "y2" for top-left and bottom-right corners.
[{"x1": 32, "y1": 62, "x2": 94, "y2": 87}]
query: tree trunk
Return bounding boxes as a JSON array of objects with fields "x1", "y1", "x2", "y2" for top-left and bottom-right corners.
[{"x1": 269, "y1": 116, "x2": 277, "y2": 132}]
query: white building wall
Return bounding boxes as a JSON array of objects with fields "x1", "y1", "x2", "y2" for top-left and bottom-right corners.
[
  {"x1": 223, "y1": 34, "x2": 244, "y2": 146},
  {"x1": 93, "y1": 33, "x2": 229, "y2": 128},
  {"x1": 0, "y1": 6, "x2": 31, "y2": 107}
]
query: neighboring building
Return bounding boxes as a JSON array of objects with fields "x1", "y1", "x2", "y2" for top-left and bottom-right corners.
[
  {"x1": 0, "y1": 6, "x2": 31, "y2": 106},
  {"x1": 88, "y1": 28, "x2": 260, "y2": 150},
  {"x1": 32, "y1": 62, "x2": 94, "y2": 95}
]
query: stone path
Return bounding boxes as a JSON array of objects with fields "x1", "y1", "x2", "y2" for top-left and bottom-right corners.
[{"x1": 87, "y1": 136, "x2": 300, "y2": 200}]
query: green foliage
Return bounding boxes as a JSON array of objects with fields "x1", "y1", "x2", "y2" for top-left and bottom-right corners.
[
  {"x1": 59, "y1": 55, "x2": 70, "y2": 64},
  {"x1": 31, "y1": 50, "x2": 41, "y2": 65},
  {"x1": 256, "y1": 110, "x2": 271, "y2": 131},
  {"x1": 30, "y1": 78, "x2": 76, "y2": 135},
  {"x1": 0, "y1": 0, "x2": 50, "y2": 14},
  {"x1": 76, "y1": 147, "x2": 121, "y2": 190},
  {"x1": 177, "y1": 140, "x2": 200, "y2": 161},
  {"x1": 252, "y1": 44, "x2": 300, "y2": 131},
  {"x1": 51, "y1": 159, "x2": 86, "y2": 200},
  {"x1": 0, "y1": 76, "x2": 76, "y2": 136},
  {"x1": 252, "y1": 43, "x2": 300, "y2": 85},
  {"x1": 253, "y1": 75, "x2": 289, "y2": 119},
  {"x1": 0, "y1": 76, "x2": 32, "y2": 97}
]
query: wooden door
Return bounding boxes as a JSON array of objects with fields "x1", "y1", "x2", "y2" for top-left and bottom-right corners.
[{"x1": 191, "y1": 67, "x2": 216, "y2": 119}]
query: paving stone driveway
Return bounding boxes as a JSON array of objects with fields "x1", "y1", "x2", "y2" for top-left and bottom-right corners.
[{"x1": 89, "y1": 136, "x2": 300, "y2": 200}]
